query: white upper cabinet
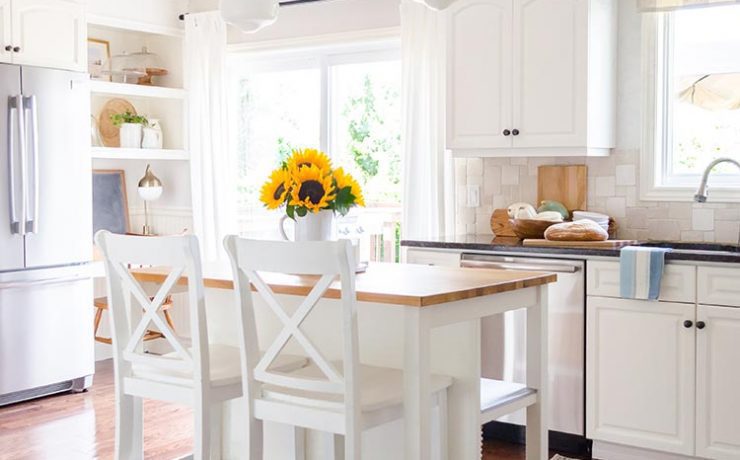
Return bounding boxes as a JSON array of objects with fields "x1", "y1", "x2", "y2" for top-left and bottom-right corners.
[
  {"x1": 1, "y1": 0, "x2": 85, "y2": 71},
  {"x1": 446, "y1": 0, "x2": 512, "y2": 150},
  {"x1": 446, "y1": 0, "x2": 616, "y2": 157},
  {"x1": 0, "y1": 0, "x2": 10, "y2": 62},
  {"x1": 695, "y1": 304, "x2": 740, "y2": 459}
]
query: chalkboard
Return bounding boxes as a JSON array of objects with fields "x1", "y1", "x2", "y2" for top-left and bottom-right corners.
[{"x1": 92, "y1": 170, "x2": 130, "y2": 236}]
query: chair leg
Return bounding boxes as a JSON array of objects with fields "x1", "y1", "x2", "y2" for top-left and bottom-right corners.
[
  {"x1": 115, "y1": 393, "x2": 143, "y2": 460},
  {"x1": 292, "y1": 427, "x2": 306, "y2": 460},
  {"x1": 245, "y1": 411, "x2": 264, "y2": 460},
  {"x1": 344, "y1": 427, "x2": 361, "y2": 460},
  {"x1": 193, "y1": 395, "x2": 211, "y2": 460},
  {"x1": 209, "y1": 402, "x2": 223, "y2": 460},
  {"x1": 330, "y1": 434, "x2": 345, "y2": 460}
]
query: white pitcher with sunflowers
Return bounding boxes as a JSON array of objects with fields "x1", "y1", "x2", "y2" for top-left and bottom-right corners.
[{"x1": 260, "y1": 148, "x2": 365, "y2": 242}]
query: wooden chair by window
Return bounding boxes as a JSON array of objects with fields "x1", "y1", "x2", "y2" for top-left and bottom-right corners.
[
  {"x1": 224, "y1": 237, "x2": 454, "y2": 459},
  {"x1": 95, "y1": 231, "x2": 307, "y2": 459}
]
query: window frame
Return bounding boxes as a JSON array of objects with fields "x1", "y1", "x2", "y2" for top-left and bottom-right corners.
[
  {"x1": 228, "y1": 36, "x2": 401, "y2": 154},
  {"x1": 641, "y1": 11, "x2": 740, "y2": 202}
]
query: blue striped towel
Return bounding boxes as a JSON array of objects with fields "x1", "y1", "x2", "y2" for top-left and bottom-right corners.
[{"x1": 620, "y1": 246, "x2": 672, "y2": 300}]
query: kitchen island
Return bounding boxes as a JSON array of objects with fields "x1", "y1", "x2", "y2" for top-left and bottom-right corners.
[{"x1": 132, "y1": 262, "x2": 556, "y2": 460}]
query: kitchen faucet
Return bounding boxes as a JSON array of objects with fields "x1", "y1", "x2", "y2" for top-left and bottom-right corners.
[
  {"x1": 694, "y1": 157, "x2": 740, "y2": 203},
  {"x1": 694, "y1": 157, "x2": 740, "y2": 247}
]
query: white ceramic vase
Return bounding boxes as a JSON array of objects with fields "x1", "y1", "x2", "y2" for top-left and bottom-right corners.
[
  {"x1": 279, "y1": 210, "x2": 334, "y2": 241},
  {"x1": 120, "y1": 123, "x2": 142, "y2": 148}
]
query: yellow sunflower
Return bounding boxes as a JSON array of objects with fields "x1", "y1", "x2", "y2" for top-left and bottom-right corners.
[
  {"x1": 333, "y1": 167, "x2": 365, "y2": 207},
  {"x1": 286, "y1": 148, "x2": 332, "y2": 172},
  {"x1": 289, "y1": 165, "x2": 336, "y2": 213},
  {"x1": 259, "y1": 168, "x2": 291, "y2": 209}
]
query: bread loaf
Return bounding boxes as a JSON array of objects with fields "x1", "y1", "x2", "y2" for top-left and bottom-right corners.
[{"x1": 544, "y1": 220, "x2": 608, "y2": 242}]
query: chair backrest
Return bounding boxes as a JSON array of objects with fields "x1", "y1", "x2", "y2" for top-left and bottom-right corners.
[
  {"x1": 95, "y1": 230, "x2": 211, "y2": 384},
  {"x1": 223, "y1": 236, "x2": 359, "y2": 405}
]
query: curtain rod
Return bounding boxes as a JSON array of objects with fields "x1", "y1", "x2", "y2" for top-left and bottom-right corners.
[{"x1": 178, "y1": 0, "x2": 327, "y2": 20}]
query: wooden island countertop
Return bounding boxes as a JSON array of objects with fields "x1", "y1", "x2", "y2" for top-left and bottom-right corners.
[{"x1": 131, "y1": 262, "x2": 556, "y2": 308}]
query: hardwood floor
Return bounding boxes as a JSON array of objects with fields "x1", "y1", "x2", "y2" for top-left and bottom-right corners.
[{"x1": 0, "y1": 359, "x2": 577, "y2": 459}]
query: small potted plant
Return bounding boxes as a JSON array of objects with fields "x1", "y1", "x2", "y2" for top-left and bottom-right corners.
[
  {"x1": 110, "y1": 111, "x2": 148, "y2": 148},
  {"x1": 260, "y1": 148, "x2": 365, "y2": 241}
]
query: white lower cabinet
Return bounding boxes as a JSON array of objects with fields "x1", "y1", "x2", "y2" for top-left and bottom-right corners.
[
  {"x1": 586, "y1": 296, "x2": 696, "y2": 456},
  {"x1": 588, "y1": 293, "x2": 740, "y2": 459},
  {"x1": 696, "y1": 304, "x2": 740, "y2": 459}
]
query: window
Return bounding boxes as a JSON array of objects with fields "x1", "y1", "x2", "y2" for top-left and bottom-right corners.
[
  {"x1": 228, "y1": 41, "x2": 402, "y2": 260},
  {"x1": 643, "y1": 5, "x2": 740, "y2": 201}
]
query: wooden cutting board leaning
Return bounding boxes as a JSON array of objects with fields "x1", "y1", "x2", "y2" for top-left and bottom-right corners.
[{"x1": 537, "y1": 165, "x2": 587, "y2": 212}]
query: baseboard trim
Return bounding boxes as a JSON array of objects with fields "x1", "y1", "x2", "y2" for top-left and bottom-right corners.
[{"x1": 483, "y1": 421, "x2": 592, "y2": 456}]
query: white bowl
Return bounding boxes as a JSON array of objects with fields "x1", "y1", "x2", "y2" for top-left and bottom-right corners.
[{"x1": 572, "y1": 211, "x2": 609, "y2": 232}]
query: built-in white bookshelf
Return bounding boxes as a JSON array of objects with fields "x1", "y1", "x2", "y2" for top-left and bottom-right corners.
[{"x1": 88, "y1": 20, "x2": 187, "y2": 162}]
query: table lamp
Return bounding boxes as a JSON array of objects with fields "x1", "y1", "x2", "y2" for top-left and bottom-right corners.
[{"x1": 138, "y1": 164, "x2": 162, "y2": 235}]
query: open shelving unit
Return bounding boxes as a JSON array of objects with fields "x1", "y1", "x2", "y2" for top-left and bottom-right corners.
[
  {"x1": 90, "y1": 80, "x2": 186, "y2": 100},
  {"x1": 88, "y1": 18, "x2": 188, "y2": 163},
  {"x1": 91, "y1": 147, "x2": 189, "y2": 161}
]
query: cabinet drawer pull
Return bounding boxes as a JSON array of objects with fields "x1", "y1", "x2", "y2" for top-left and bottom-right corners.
[
  {"x1": 696, "y1": 321, "x2": 706, "y2": 330},
  {"x1": 12, "y1": 46, "x2": 20, "y2": 53},
  {"x1": 512, "y1": 129, "x2": 520, "y2": 136},
  {"x1": 4, "y1": 45, "x2": 10, "y2": 52},
  {"x1": 683, "y1": 320, "x2": 693, "y2": 328},
  {"x1": 503, "y1": 129, "x2": 511, "y2": 136}
]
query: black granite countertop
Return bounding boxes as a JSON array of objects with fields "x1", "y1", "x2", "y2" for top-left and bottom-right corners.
[{"x1": 401, "y1": 235, "x2": 740, "y2": 264}]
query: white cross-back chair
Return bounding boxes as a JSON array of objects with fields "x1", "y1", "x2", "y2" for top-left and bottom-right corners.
[
  {"x1": 224, "y1": 236, "x2": 454, "y2": 459},
  {"x1": 94, "y1": 230, "x2": 306, "y2": 460}
]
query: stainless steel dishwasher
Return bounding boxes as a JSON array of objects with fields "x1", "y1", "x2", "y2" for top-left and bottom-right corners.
[{"x1": 461, "y1": 253, "x2": 586, "y2": 443}]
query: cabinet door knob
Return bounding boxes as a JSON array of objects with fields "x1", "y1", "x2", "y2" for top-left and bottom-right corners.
[
  {"x1": 696, "y1": 321, "x2": 706, "y2": 330},
  {"x1": 512, "y1": 129, "x2": 520, "y2": 136},
  {"x1": 503, "y1": 129, "x2": 511, "y2": 136},
  {"x1": 4, "y1": 45, "x2": 11, "y2": 52},
  {"x1": 12, "y1": 46, "x2": 20, "y2": 53},
  {"x1": 684, "y1": 320, "x2": 694, "y2": 328}
]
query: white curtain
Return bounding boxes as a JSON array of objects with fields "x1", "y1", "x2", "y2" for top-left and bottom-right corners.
[
  {"x1": 400, "y1": 0, "x2": 455, "y2": 240},
  {"x1": 638, "y1": 0, "x2": 740, "y2": 11},
  {"x1": 185, "y1": 12, "x2": 237, "y2": 261}
]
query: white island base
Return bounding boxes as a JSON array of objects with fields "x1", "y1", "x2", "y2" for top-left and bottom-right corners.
[{"x1": 134, "y1": 263, "x2": 553, "y2": 460}]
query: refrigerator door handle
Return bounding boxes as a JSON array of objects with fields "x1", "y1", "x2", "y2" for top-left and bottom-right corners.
[
  {"x1": 6, "y1": 95, "x2": 24, "y2": 235},
  {"x1": 23, "y1": 95, "x2": 38, "y2": 234},
  {"x1": 0, "y1": 274, "x2": 89, "y2": 290}
]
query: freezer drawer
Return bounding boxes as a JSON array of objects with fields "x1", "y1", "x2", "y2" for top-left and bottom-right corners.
[{"x1": 0, "y1": 273, "x2": 93, "y2": 397}]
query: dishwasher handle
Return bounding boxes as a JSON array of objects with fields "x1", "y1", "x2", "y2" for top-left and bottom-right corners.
[{"x1": 461, "y1": 259, "x2": 579, "y2": 273}]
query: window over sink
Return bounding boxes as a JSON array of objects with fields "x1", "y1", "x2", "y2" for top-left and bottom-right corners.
[
  {"x1": 228, "y1": 39, "x2": 402, "y2": 261},
  {"x1": 643, "y1": 4, "x2": 740, "y2": 201}
]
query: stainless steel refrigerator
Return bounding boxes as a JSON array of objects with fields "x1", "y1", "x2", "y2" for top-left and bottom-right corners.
[{"x1": 0, "y1": 64, "x2": 93, "y2": 406}]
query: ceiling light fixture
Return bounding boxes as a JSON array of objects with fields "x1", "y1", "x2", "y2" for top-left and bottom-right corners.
[
  {"x1": 411, "y1": 0, "x2": 455, "y2": 10},
  {"x1": 221, "y1": 0, "x2": 279, "y2": 33}
]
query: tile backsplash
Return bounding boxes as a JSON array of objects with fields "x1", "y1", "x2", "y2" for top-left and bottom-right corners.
[{"x1": 455, "y1": 149, "x2": 740, "y2": 244}]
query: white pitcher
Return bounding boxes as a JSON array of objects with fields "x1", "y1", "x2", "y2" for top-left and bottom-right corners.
[
  {"x1": 142, "y1": 120, "x2": 163, "y2": 149},
  {"x1": 279, "y1": 210, "x2": 334, "y2": 241}
]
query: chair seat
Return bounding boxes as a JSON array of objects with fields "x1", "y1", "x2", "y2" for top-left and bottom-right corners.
[
  {"x1": 133, "y1": 344, "x2": 309, "y2": 386},
  {"x1": 262, "y1": 362, "x2": 454, "y2": 413}
]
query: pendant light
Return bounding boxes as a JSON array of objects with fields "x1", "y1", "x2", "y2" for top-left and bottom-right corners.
[{"x1": 221, "y1": 0, "x2": 279, "y2": 33}]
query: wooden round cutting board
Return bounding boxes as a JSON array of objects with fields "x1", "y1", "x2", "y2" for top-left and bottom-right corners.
[{"x1": 98, "y1": 98, "x2": 136, "y2": 148}]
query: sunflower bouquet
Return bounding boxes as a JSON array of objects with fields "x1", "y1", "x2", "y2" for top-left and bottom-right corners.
[{"x1": 260, "y1": 148, "x2": 365, "y2": 219}]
